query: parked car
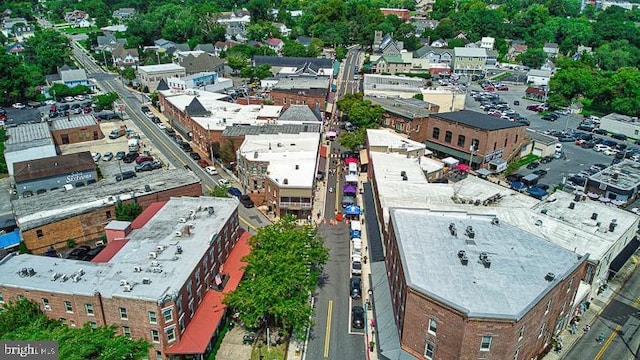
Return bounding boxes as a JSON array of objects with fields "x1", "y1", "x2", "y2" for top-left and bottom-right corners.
[
  {"x1": 239, "y1": 195, "x2": 254, "y2": 208},
  {"x1": 82, "y1": 245, "x2": 105, "y2": 261},
  {"x1": 198, "y1": 159, "x2": 209, "y2": 168},
  {"x1": 532, "y1": 169, "x2": 548, "y2": 177},
  {"x1": 350, "y1": 277, "x2": 362, "y2": 299},
  {"x1": 205, "y1": 166, "x2": 218, "y2": 175},
  {"x1": 593, "y1": 144, "x2": 610, "y2": 152},
  {"x1": 559, "y1": 136, "x2": 576, "y2": 142},
  {"x1": 157, "y1": 123, "x2": 167, "y2": 130},
  {"x1": 189, "y1": 152, "x2": 201, "y2": 160},
  {"x1": 67, "y1": 245, "x2": 91, "y2": 260},
  {"x1": 540, "y1": 156, "x2": 553, "y2": 164},
  {"x1": 218, "y1": 178, "x2": 230, "y2": 186},
  {"x1": 122, "y1": 152, "x2": 139, "y2": 163},
  {"x1": 228, "y1": 187, "x2": 242, "y2": 197},
  {"x1": 102, "y1": 152, "x2": 113, "y2": 161},
  {"x1": 91, "y1": 152, "x2": 101, "y2": 162},
  {"x1": 114, "y1": 170, "x2": 137, "y2": 181},
  {"x1": 577, "y1": 124, "x2": 595, "y2": 132},
  {"x1": 593, "y1": 129, "x2": 608, "y2": 135},
  {"x1": 12, "y1": 102, "x2": 26, "y2": 109},
  {"x1": 526, "y1": 162, "x2": 540, "y2": 169},
  {"x1": 611, "y1": 133, "x2": 627, "y2": 141},
  {"x1": 135, "y1": 156, "x2": 154, "y2": 165},
  {"x1": 602, "y1": 140, "x2": 618, "y2": 147},
  {"x1": 115, "y1": 151, "x2": 126, "y2": 160},
  {"x1": 581, "y1": 141, "x2": 595, "y2": 149},
  {"x1": 351, "y1": 306, "x2": 365, "y2": 329},
  {"x1": 603, "y1": 148, "x2": 617, "y2": 156},
  {"x1": 135, "y1": 161, "x2": 163, "y2": 172},
  {"x1": 541, "y1": 114, "x2": 558, "y2": 121}
]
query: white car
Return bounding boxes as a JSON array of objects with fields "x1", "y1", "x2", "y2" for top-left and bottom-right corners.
[
  {"x1": 145, "y1": 111, "x2": 154, "y2": 118},
  {"x1": 45, "y1": 100, "x2": 56, "y2": 105},
  {"x1": 91, "y1": 152, "x2": 101, "y2": 162},
  {"x1": 593, "y1": 144, "x2": 610, "y2": 152},
  {"x1": 157, "y1": 123, "x2": 166, "y2": 130},
  {"x1": 205, "y1": 166, "x2": 218, "y2": 176},
  {"x1": 64, "y1": 96, "x2": 74, "y2": 102},
  {"x1": 603, "y1": 148, "x2": 617, "y2": 156},
  {"x1": 218, "y1": 178, "x2": 230, "y2": 186},
  {"x1": 74, "y1": 95, "x2": 85, "y2": 101},
  {"x1": 12, "y1": 102, "x2": 26, "y2": 109}
]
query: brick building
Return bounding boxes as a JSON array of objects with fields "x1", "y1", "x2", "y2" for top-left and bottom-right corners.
[
  {"x1": 380, "y1": 8, "x2": 411, "y2": 21},
  {"x1": 0, "y1": 196, "x2": 250, "y2": 360},
  {"x1": 411, "y1": 110, "x2": 527, "y2": 169},
  {"x1": 366, "y1": 96, "x2": 438, "y2": 136},
  {"x1": 386, "y1": 209, "x2": 587, "y2": 359},
  {"x1": 13, "y1": 169, "x2": 202, "y2": 253},
  {"x1": 48, "y1": 114, "x2": 105, "y2": 145},
  {"x1": 269, "y1": 75, "x2": 331, "y2": 113}
]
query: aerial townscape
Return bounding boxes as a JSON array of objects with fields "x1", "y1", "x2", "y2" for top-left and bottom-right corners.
[{"x1": 0, "y1": 0, "x2": 639, "y2": 359}]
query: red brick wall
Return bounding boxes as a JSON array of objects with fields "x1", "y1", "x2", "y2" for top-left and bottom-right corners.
[
  {"x1": 50, "y1": 124, "x2": 105, "y2": 145},
  {"x1": 380, "y1": 8, "x2": 410, "y2": 21},
  {"x1": 22, "y1": 182, "x2": 203, "y2": 253},
  {"x1": 269, "y1": 90, "x2": 327, "y2": 112}
]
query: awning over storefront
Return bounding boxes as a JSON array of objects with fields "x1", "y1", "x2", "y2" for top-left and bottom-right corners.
[
  {"x1": 166, "y1": 231, "x2": 252, "y2": 355},
  {"x1": 426, "y1": 141, "x2": 484, "y2": 164},
  {"x1": 344, "y1": 184, "x2": 357, "y2": 194},
  {"x1": 345, "y1": 174, "x2": 358, "y2": 183},
  {"x1": 359, "y1": 149, "x2": 369, "y2": 165},
  {"x1": 345, "y1": 157, "x2": 358, "y2": 165},
  {"x1": 475, "y1": 168, "x2": 492, "y2": 176}
]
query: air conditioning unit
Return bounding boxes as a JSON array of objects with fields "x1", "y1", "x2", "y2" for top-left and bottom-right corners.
[
  {"x1": 179, "y1": 217, "x2": 187, "y2": 223},
  {"x1": 76, "y1": 269, "x2": 84, "y2": 276},
  {"x1": 156, "y1": 245, "x2": 165, "y2": 252},
  {"x1": 72, "y1": 274, "x2": 81, "y2": 283},
  {"x1": 44, "y1": 305, "x2": 51, "y2": 311},
  {"x1": 51, "y1": 273, "x2": 60, "y2": 281},
  {"x1": 134, "y1": 266, "x2": 142, "y2": 272},
  {"x1": 151, "y1": 261, "x2": 159, "y2": 267},
  {"x1": 123, "y1": 284, "x2": 133, "y2": 292},
  {"x1": 152, "y1": 267, "x2": 163, "y2": 273},
  {"x1": 175, "y1": 231, "x2": 182, "y2": 237},
  {"x1": 120, "y1": 279, "x2": 129, "y2": 286},
  {"x1": 142, "y1": 278, "x2": 151, "y2": 285},
  {"x1": 149, "y1": 251, "x2": 157, "y2": 259}
]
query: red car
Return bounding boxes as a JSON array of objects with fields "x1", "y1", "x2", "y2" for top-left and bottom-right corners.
[
  {"x1": 198, "y1": 159, "x2": 209, "y2": 168},
  {"x1": 484, "y1": 86, "x2": 495, "y2": 91},
  {"x1": 497, "y1": 85, "x2": 509, "y2": 91},
  {"x1": 527, "y1": 104, "x2": 543, "y2": 112},
  {"x1": 135, "y1": 156, "x2": 154, "y2": 164}
]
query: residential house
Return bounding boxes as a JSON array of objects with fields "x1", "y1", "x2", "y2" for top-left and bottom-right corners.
[
  {"x1": 572, "y1": 45, "x2": 593, "y2": 60},
  {"x1": 486, "y1": 50, "x2": 498, "y2": 69},
  {"x1": 507, "y1": 42, "x2": 528, "y2": 61},
  {"x1": 2, "y1": 17, "x2": 28, "y2": 31},
  {"x1": 137, "y1": 63, "x2": 186, "y2": 92},
  {"x1": 265, "y1": 38, "x2": 284, "y2": 53},
  {"x1": 527, "y1": 69, "x2": 552, "y2": 86},
  {"x1": 524, "y1": 87, "x2": 547, "y2": 101},
  {"x1": 95, "y1": 34, "x2": 125, "y2": 52},
  {"x1": 214, "y1": 41, "x2": 228, "y2": 56},
  {"x1": 2, "y1": 18, "x2": 35, "y2": 41},
  {"x1": 217, "y1": 11, "x2": 251, "y2": 41},
  {"x1": 178, "y1": 53, "x2": 225, "y2": 75},
  {"x1": 154, "y1": 38, "x2": 176, "y2": 51},
  {"x1": 112, "y1": 8, "x2": 136, "y2": 21},
  {"x1": 370, "y1": 54, "x2": 413, "y2": 74},
  {"x1": 272, "y1": 22, "x2": 291, "y2": 37},
  {"x1": 414, "y1": 45, "x2": 453, "y2": 65},
  {"x1": 480, "y1": 36, "x2": 495, "y2": 50},
  {"x1": 46, "y1": 66, "x2": 94, "y2": 90},
  {"x1": 193, "y1": 43, "x2": 216, "y2": 54},
  {"x1": 111, "y1": 44, "x2": 139, "y2": 67},
  {"x1": 379, "y1": 8, "x2": 410, "y2": 22},
  {"x1": 452, "y1": 47, "x2": 487, "y2": 74},
  {"x1": 430, "y1": 39, "x2": 447, "y2": 48},
  {"x1": 64, "y1": 10, "x2": 91, "y2": 28},
  {"x1": 412, "y1": 20, "x2": 439, "y2": 36},
  {"x1": 6, "y1": 42, "x2": 24, "y2": 54},
  {"x1": 543, "y1": 42, "x2": 559, "y2": 58},
  {"x1": 373, "y1": 31, "x2": 404, "y2": 56},
  {"x1": 541, "y1": 59, "x2": 556, "y2": 73},
  {"x1": 100, "y1": 25, "x2": 127, "y2": 34},
  {"x1": 295, "y1": 37, "x2": 312, "y2": 48}
]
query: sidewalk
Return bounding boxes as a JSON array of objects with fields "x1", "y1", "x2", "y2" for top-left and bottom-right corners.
[{"x1": 544, "y1": 256, "x2": 639, "y2": 360}]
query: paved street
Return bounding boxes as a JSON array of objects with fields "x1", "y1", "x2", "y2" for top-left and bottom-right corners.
[{"x1": 564, "y1": 261, "x2": 640, "y2": 360}]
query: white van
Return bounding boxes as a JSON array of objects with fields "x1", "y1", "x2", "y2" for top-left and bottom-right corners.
[
  {"x1": 348, "y1": 162, "x2": 358, "y2": 175},
  {"x1": 350, "y1": 221, "x2": 362, "y2": 232}
]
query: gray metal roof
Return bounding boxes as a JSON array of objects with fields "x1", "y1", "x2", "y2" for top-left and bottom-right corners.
[
  {"x1": 252, "y1": 55, "x2": 333, "y2": 69},
  {"x1": 60, "y1": 69, "x2": 87, "y2": 83},
  {"x1": 365, "y1": 96, "x2": 436, "y2": 119},
  {"x1": 222, "y1": 124, "x2": 321, "y2": 137},
  {"x1": 589, "y1": 159, "x2": 640, "y2": 191},
  {"x1": 13, "y1": 168, "x2": 201, "y2": 230},
  {"x1": 433, "y1": 110, "x2": 525, "y2": 131},
  {"x1": 278, "y1": 105, "x2": 320, "y2": 122},
  {"x1": 0, "y1": 196, "x2": 238, "y2": 302},
  {"x1": 272, "y1": 76, "x2": 330, "y2": 90},
  {"x1": 389, "y1": 208, "x2": 586, "y2": 320},
  {"x1": 5, "y1": 123, "x2": 54, "y2": 152},
  {"x1": 49, "y1": 114, "x2": 99, "y2": 131},
  {"x1": 526, "y1": 129, "x2": 558, "y2": 146}
]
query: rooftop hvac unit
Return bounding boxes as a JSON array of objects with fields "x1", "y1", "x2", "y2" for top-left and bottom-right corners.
[
  {"x1": 156, "y1": 245, "x2": 165, "y2": 252},
  {"x1": 51, "y1": 272, "x2": 61, "y2": 281},
  {"x1": 142, "y1": 278, "x2": 151, "y2": 285},
  {"x1": 120, "y1": 279, "x2": 129, "y2": 286},
  {"x1": 72, "y1": 274, "x2": 81, "y2": 283},
  {"x1": 479, "y1": 252, "x2": 488, "y2": 261},
  {"x1": 482, "y1": 258, "x2": 491, "y2": 268},
  {"x1": 448, "y1": 223, "x2": 457, "y2": 236},
  {"x1": 61, "y1": 275, "x2": 69, "y2": 282},
  {"x1": 76, "y1": 269, "x2": 84, "y2": 276},
  {"x1": 545, "y1": 272, "x2": 556, "y2": 281},
  {"x1": 491, "y1": 217, "x2": 499, "y2": 226},
  {"x1": 591, "y1": 212, "x2": 598, "y2": 220},
  {"x1": 151, "y1": 261, "x2": 159, "y2": 267},
  {"x1": 207, "y1": 207, "x2": 215, "y2": 216},
  {"x1": 175, "y1": 231, "x2": 182, "y2": 237},
  {"x1": 176, "y1": 246, "x2": 183, "y2": 254},
  {"x1": 152, "y1": 267, "x2": 163, "y2": 273},
  {"x1": 134, "y1": 266, "x2": 142, "y2": 272},
  {"x1": 179, "y1": 217, "x2": 187, "y2": 223},
  {"x1": 465, "y1": 226, "x2": 475, "y2": 239},
  {"x1": 187, "y1": 223, "x2": 195, "y2": 229},
  {"x1": 149, "y1": 251, "x2": 157, "y2": 259},
  {"x1": 568, "y1": 202, "x2": 575, "y2": 209},
  {"x1": 123, "y1": 284, "x2": 133, "y2": 292}
]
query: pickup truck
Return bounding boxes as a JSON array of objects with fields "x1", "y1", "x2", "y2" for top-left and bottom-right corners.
[{"x1": 108, "y1": 128, "x2": 126, "y2": 139}]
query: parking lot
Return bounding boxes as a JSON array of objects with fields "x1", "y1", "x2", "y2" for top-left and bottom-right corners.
[{"x1": 464, "y1": 82, "x2": 636, "y2": 189}]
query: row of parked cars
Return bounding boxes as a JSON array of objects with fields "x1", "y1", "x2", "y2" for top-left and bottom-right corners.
[
  {"x1": 66, "y1": 244, "x2": 105, "y2": 261},
  {"x1": 349, "y1": 221, "x2": 365, "y2": 329},
  {"x1": 472, "y1": 91, "x2": 530, "y2": 125}
]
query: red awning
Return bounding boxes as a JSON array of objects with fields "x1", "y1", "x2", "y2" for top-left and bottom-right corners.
[
  {"x1": 91, "y1": 239, "x2": 129, "y2": 263},
  {"x1": 455, "y1": 164, "x2": 471, "y2": 172},
  {"x1": 345, "y1": 157, "x2": 358, "y2": 165},
  {"x1": 166, "y1": 231, "x2": 252, "y2": 355}
]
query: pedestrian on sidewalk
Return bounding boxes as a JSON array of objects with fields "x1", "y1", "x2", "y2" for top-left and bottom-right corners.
[{"x1": 597, "y1": 332, "x2": 605, "y2": 344}]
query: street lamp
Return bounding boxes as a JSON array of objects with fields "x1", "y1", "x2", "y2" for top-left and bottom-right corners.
[{"x1": 469, "y1": 141, "x2": 477, "y2": 169}]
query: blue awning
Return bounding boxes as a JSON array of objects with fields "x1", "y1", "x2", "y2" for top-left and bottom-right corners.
[
  {"x1": 0, "y1": 230, "x2": 21, "y2": 249},
  {"x1": 345, "y1": 205, "x2": 361, "y2": 215}
]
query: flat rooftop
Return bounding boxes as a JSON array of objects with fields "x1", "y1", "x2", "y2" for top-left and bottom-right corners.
[
  {"x1": 49, "y1": 114, "x2": 99, "y2": 131},
  {"x1": 271, "y1": 76, "x2": 330, "y2": 90},
  {"x1": 222, "y1": 123, "x2": 321, "y2": 137},
  {"x1": 365, "y1": 96, "x2": 436, "y2": 119},
  {"x1": 390, "y1": 209, "x2": 585, "y2": 319},
  {"x1": 589, "y1": 159, "x2": 640, "y2": 191},
  {"x1": 159, "y1": 89, "x2": 284, "y2": 131},
  {"x1": 369, "y1": 152, "x2": 638, "y2": 261},
  {"x1": 0, "y1": 197, "x2": 238, "y2": 301},
  {"x1": 13, "y1": 168, "x2": 201, "y2": 231},
  {"x1": 138, "y1": 63, "x2": 185, "y2": 73},
  {"x1": 367, "y1": 129, "x2": 426, "y2": 152},
  {"x1": 5, "y1": 123, "x2": 54, "y2": 152},
  {"x1": 240, "y1": 133, "x2": 320, "y2": 188}
]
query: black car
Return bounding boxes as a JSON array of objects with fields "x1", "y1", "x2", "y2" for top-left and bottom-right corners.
[
  {"x1": 239, "y1": 195, "x2": 255, "y2": 208},
  {"x1": 577, "y1": 124, "x2": 595, "y2": 132},
  {"x1": 67, "y1": 245, "x2": 91, "y2": 260},
  {"x1": 352, "y1": 306, "x2": 365, "y2": 329},
  {"x1": 526, "y1": 162, "x2": 540, "y2": 169},
  {"x1": 122, "y1": 152, "x2": 139, "y2": 163},
  {"x1": 615, "y1": 143, "x2": 627, "y2": 151},
  {"x1": 518, "y1": 119, "x2": 530, "y2": 126},
  {"x1": 594, "y1": 129, "x2": 608, "y2": 135},
  {"x1": 135, "y1": 161, "x2": 163, "y2": 172},
  {"x1": 189, "y1": 152, "x2": 201, "y2": 160},
  {"x1": 540, "y1": 156, "x2": 553, "y2": 164},
  {"x1": 181, "y1": 143, "x2": 193, "y2": 152},
  {"x1": 115, "y1": 151, "x2": 126, "y2": 160},
  {"x1": 567, "y1": 175, "x2": 587, "y2": 186},
  {"x1": 141, "y1": 106, "x2": 150, "y2": 113},
  {"x1": 506, "y1": 173, "x2": 524, "y2": 183},
  {"x1": 581, "y1": 141, "x2": 595, "y2": 149},
  {"x1": 82, "y1": 245, "x2": 106, "y2": 261},
  {"x1": 558, "y1": 136, "x2": 576, "y2": 142},
  {"x1": 115, "y1": 170, "x2": 137, "y2": 181},
  {"x1": 532, "y1": 169, "x2": 548, "y2": 177},
  {"x1": 541, "y1": 114, "x2": 557, "y2": 121},
  {"x1": 537, "y1": 183, "x2": 551, "y2": 191},
  {"x1": 513, "y1": 100, "x2": 520, "y2": 105},
  {"x1": 350, "y1": 277, "x2": 362, "y2": 299},
  {"x1": 611, "y1": 133, "x2": 627, "y2": 141}
]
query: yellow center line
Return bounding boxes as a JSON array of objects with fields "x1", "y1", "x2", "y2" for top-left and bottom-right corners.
[
  {"x1": 324, "y1": 300, "x2": 333, "y2": 357},
  {"x1": 594, "y1": 325, "x2": 621, "y2": 360},
  {"x1": 631, "y1": 295, "x2": 640, "y2": 309}
]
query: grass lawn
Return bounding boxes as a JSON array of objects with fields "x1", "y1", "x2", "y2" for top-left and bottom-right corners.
[
  {"x1": 60, "y1": 26, "x2": 98, "y2": 35},
  {"x1": 250, "y1": 342, "x2": 287, "y2": 360}
]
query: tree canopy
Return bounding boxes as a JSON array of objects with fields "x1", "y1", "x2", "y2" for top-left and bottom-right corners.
[
  {"x1": 0, "y1": 299, "x2": 151, "y2": 359},
  {"x1": 224, "y1": 216, "x2": 329, "y2": 335},
  {"x1": 336, "y1": 93, "x2": 384, "y2": 129}
]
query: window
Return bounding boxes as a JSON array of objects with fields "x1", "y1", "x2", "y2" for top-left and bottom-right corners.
[
  {"x1": 567, "y1": 278, "x2": 574, "y2": 292},
  {"x1": 162, "y1": 307, "x2": 173, "y2": 322},
  {"x1": 428, "y1": 318, "x2": 437, "y2": 335},
  {"x1": 149, "y1": 311, "x2": 157, "y2": 324},
  {"x1": 85, "y1": 303, "x2": 94, "y2": 316},
  {"x1": 166, "y1": 326, "x2": 176, "y2": 342},
  {"x1": 539, "y1": 323, "x2": 545, "y2": 338},
  {"x1": 561, "y1": 301, "x2": 567, "y2": 315},
  {"x1": 424, "y1": 342, "x2": 435, "y2": 359},
  {"x1": 106, "y1": 210, "x2": 112, "y2": 219},
  {"x1": 42, "y1": 298, "x2": 51, "y2": 311},
  {"x1": 545, "y1": 299, "x2": 551, "y2": 314},
  {"x1": 444, "y1": 131, "x2": 452, "y2": 143},
  {"x1": 494, "y1": 142, "x2": 497, "y2": 151},
  {"x1": 504, "y1": 138, "x2": 508, "y2": 147},
  {"x1": 519, "y1": 325, "x2": 525, "y2": 341},
  {"x1": 123, "y1": 326, "x2": 131, "y2": 338},
  {"x1": 432, "y1": 127, "x2": 440, "y2": 139},
  {"x1": 515, "y1": 134, "x2": 519, "y2": 144},
  {"x1": 119, "y1": 307, "x2": 128, "y2": 320},
  {"x1": 64, "y1": 301, "x2": 73, "y2": 313},
  {"x1": 457, "y1": 135, "x2": 466, "y2": 147},
  {"x1": 156, "y1": 351, "x2": 162, "y2": 359},
  {"x1": 151, "y1": 330, "x2": 160, "y2": 343},
  {"x1": 0, "y1": 292, "x2": 4, "y2": 303},
  {"x1": 480, "y1": 335, "x2": 492, "y2": 351},
  {"x1": 90, "y1": 322, "x2": 97, "y2": 330},
  {"x1": 36, "y1": 230, "x2": 43, "y2": 238}
]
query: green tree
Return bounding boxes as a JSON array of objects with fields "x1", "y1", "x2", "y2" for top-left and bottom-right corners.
[
  {"x1": 339, "y1": 129, "x2": 366, "y2": 151},
  {"x1": 227, "y1": 55, "x2": 248, "y2": 75},
  {"x1": 517, "y1": 48, "x2": 547, "y2": 69},
  {"x1": 115, "y1": 202, "x2": 143, "y2": 221},
  {"x1": 219, "y1": 140, "x2": 236, "y2": 164},
  {"x1": 240, "y1": 64, "x2": 273, "y2": 82},
  {"x1": 224, "y1": 216, "x2": 329, "y2": 335},
  {"x1": 594, "y1": 40, "x2": 640, "y2": 71},
  {"x1": 608, "y1": 67, "x2": 640, "y2": 116},
  {"x1": 0, "y1": 52, "x2": 42, "y2": 105},
  {"x1": 247, "y1": 0, "x2": 274, "y2": 22},
  {"x1": 281, "y1": 40, "x2": 308, "y2": 57},
  {"x1": 209, "y1": 185, "x2": 230, "y2": 198},
  {"x1": 435, "y1": 17, "x2": 456, "y2": 40},
  {"x1": 413, "y1": 93, "x2": 424, "y2": 101},
  {"x1": 93, "y1": 92, "x2": 120, "y2": 111},
  {"x1": 23, "y1": 29, "x2": 71, "y2": 75}
]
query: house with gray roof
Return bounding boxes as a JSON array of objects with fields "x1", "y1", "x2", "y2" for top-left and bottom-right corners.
[{"x1": 4, "y1": 123, "x2": 57, "y2": 176}]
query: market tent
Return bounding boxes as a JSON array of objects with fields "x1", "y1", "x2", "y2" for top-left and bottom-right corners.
[
  {"x1": 455, "y1": 164, "x2": 470, "y2": 172},
  {"x1": 475, "y1": 168, "x2": 492, "y2": 176},
  {"x1": 345, "y1": 205, "x2": 361, "y2": 215},
  {"x1": 345, "y1": 174, "x2": 358, "y2": 183},
  {"x1": 442, "y1": 157, "x2": 459, "y2": 166},
  {"x1": 344, "y1": 184, "x2": 357, "y2": 194},
  {"x1": 342, "y1": 196, "x2": 356, "y2": 206},
  {"x1": 345, "y1": 157, "x2": 358, "y2": 165}
]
